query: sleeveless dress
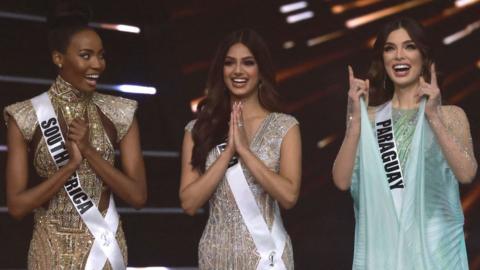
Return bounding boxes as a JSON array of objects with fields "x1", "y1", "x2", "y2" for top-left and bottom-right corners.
[
  {"x1": 186, "y1": 113, "x2": 298, "y2": 270},
  {"x1": 4, "y1": 76, "x2": 136, "y2": 269},
  {"x1": 350, "y1": 100, "x2": 469, "y2": 270}
]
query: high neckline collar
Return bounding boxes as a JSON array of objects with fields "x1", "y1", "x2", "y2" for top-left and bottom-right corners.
[{"x1": 50, "y1": 76, "x2": 92, "y2": 103}]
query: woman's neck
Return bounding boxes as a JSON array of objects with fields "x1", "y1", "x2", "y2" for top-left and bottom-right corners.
[{"x1": 391, "y1": 81, "x2": 420, "y2": 109}]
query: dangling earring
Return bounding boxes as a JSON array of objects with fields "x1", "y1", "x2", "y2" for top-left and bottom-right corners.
[
  {"x1": 57, "y1": 63, "x2": 62, "y2": 69},
  {"x1": 257, "y1": 81, "x2": 263, "y2": 91}
]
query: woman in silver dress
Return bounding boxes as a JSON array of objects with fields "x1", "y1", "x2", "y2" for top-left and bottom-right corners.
[{"x1": 180, "y1": 29, "x2": 302, "y2": 269}]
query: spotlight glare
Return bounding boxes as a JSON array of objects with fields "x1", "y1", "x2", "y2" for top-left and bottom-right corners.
[
  {"x1": 283, "y1": 41, "x2": 296, "y2": 49},
  {"x1": 286, "y1": 11, "x2": 314, "y2": 24},
  {"x1": 93, "y1": 23, "x2": 141, "y2": 34},
  {"x1": 116, "y1": 24, "x2": 141, "y2": 34},
  {"x1": 345, "y1": 0, "x2": 430, "y2": 28},
  {"x1": 443, "y1": 20, "x2": 480, "y2": 45},
  {"x1": 455, "y1": 0, "x2": 479, "y2": 7},
  {"x1": 280, "y1": 1, "x2": 308, "y2": 13},
  {"x1": 190, "y1": 96, "x2": 205, "y2": 113},
  {"x1": 117, "y1": 85, "x2": 156, "y2": 95},
  {"x1": 317, "y1": 135, "x2": 337, "y2": 149}
]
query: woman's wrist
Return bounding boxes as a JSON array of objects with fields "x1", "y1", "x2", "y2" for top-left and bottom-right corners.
[
  {"x1": 80, "y1": 145, "x2": 97, "y2": 159},
  {"x1": 236, "y1": 146, "x2": 252, "y2": 159},
  {"x1": 64, "y1": 161, "x2": 80, "y2": 173},
  {"x1": 426, "y1": 107, "x2": 442, "y2": 126}
]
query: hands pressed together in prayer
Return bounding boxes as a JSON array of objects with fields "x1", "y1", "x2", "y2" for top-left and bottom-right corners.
[
  {"x1": 66, "y1": 118, "x2": 90, "y2": 168},
  {"x1": 224, "y1": 101, "x2": 251, "y2": 158}
]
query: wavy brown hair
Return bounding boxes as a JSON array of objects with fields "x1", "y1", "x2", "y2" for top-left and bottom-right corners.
[
  {"x1": 191, "y1": 29, "x2": 282, "y2": 173},
  {"x1": 367, "y1": 17, "x2": 434, "y2": 106}
]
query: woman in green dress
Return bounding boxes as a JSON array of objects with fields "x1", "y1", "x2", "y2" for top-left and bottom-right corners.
[{"x1": 332, "y1": 17, "x2": 476, "y2": 269}]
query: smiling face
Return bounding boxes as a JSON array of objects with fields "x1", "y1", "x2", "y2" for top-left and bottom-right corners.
[
  {"x1": 54, "y1": 29, "x2": 105, "y2": 92},
  {"x1": 383, "y1": 28, "x2": 423, "y2": 89},
  {"x1": 223, "y1": 42, "x2": 260, "y2": 99}
]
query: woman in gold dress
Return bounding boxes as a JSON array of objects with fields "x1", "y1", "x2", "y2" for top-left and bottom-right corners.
[
  {"x1": 180, "y1": 29, "x2": 302, "y2": 269},
  {"x1": 4, "y1": 3, "x2": 146, "y2": 269}
]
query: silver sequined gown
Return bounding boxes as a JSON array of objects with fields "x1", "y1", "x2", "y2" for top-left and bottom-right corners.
[{"x1": 186, "y1": 113, "x2": 298, "y2": 270}]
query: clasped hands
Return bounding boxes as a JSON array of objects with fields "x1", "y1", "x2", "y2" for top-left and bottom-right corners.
[
  {"x1": 65, "y1": 118, "x2": 91, "y2": 167},
  {"x1": 223, "y1": 101, "x2": 251, "y2": 158}
]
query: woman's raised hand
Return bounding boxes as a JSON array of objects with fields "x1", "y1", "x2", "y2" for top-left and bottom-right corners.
[{"x1": 347, "y1": 65, "x2": 369, "y2": 126}]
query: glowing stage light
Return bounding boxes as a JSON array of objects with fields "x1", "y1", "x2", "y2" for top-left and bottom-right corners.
[
  {"x1": 0, "y1": 11, "x2": 44, "y2": 22},
  {"x1": 190, "y1": 96, "x2": 205, "y2": 113},
  {"x1": 307, "y1": 30, "x2": 345, "y2": 47},
  {"x1": 280, "y1": 1, "x2": 308, "y2": 13},
  {"x1": 286, "y1": 11, "x2": 314, "y2": 24},
  {"x1": 443, "y1": 20, "x2": 480, "y2": 45},
  {"x1": 455, "y1": 0, "x2": 480, "y2": 7},
  {"x1": 331, "y1": 0, "x2": 381, "y2": 14},
  {"x1": 117, "y1": 84, "x2": 156, "y2": 95},
  {"x1": 0, "y1": 11, "x2": 141, "y2": 34},
  {"x1": 345, "y1": 0, "x2": 431, "y2": 29},
  {"x1": 94, "y1": 23, "x2": 141, "y2": 34},
  {"x1": 283, "y1": 41, "x2": 296, "y2": 49},
  {"x1": 317, "y1": 135, "x2": 337, "y2": 149}
]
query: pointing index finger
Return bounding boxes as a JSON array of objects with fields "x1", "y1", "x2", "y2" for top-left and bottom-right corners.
[{"x1": 430, "y1": 63, "x2": 438, "y2": 87}]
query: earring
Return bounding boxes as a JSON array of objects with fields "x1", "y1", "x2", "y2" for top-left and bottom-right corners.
[
  {"x1": 58, "y1": 64, "x2": 62, "y2": 69},
  {"x1": 258, "y1": 81, "x2": 263, "y2": 91}
]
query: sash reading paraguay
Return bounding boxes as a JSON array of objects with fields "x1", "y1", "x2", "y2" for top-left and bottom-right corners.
[
  {"x1": 31, "y1": 92, "x2": 125, "y2": 270},
  {"x1": 375, "y1": 102, "x2": 404, "y2": 217},
  {"x1": 351, "y1": 99, "x2": 468, "y2": 270}
]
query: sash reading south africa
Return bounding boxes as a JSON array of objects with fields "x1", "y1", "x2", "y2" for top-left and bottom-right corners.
[{"x1": 31, "y1": 92, "x2": 125, "y2": 270}]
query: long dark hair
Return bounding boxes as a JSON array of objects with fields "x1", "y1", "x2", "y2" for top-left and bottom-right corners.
[
  {"x1": 47, "y1": 0, "x2": 93, "y2": 53},
  {"x1": 191, "y1": 29, "x2": 282, "y2": 173},
  {"x1": 367, "y1": 17, "x2": 434, "y2": 105}
]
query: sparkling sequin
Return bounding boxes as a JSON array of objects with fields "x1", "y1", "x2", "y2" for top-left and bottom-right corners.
[
  {"x1": 392, "y1": 107, "x2": 418, "y2": 171},
  {"x1": 4, "y1": 76, "x2": 137, "y2": 269},
  {"x1": 363, "y1": 104, "x2": 477, "y2": 181},
  {"x1": 186, "y1": 113, "x2": 298, "y2": 270}
]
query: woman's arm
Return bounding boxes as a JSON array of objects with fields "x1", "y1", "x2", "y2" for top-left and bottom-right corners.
[
  {"x1": 179, "y1": 114, "x2": 235, "y2": 216},
  {"x1": 332, "y1": 66, "x2": 369, "y2": 190},
  {"x1": 6, "y1": 117, "x2": 82, "y2": 219},
  {"x1": 427, "y1": 106, "x2": 477, "y2": 183},
  {"x1": 236, "y1": 125, "x2": 302, "y2": 209},
  {"x1": 68, "y1": 118, "x2": 147, "y2": 208},
  {"x1": 419, "y1": 64, "x2": 477, "y2": 183},
  {"x1": 232, "y1": 103, "x2": 301, "y2": 209}
]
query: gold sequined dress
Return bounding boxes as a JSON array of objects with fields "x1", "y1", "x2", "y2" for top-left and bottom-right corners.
[
  {"x1": 4, "y1": 76, "x2": 137, "y2": 269},
  {"x1": 186, "y1": 113, "x2": 298, "y2": 270}
]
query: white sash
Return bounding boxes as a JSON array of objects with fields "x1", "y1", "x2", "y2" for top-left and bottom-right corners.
[
  {"x1": 375, "y1": 101, "x2": 405, "y2": 218},
  {"x1": 226, "y1": 163, "x2": 287, "y2": 270},
  {"x1": 31, "y1": 92, "x2": 125, "y2": 270}
]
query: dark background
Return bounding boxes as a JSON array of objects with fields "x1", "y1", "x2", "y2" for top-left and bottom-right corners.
[{"x1": 0, "y1": 0, "x2": 479, "y2": 269}]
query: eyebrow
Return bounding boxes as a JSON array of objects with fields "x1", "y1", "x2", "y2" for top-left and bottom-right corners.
[
  {"x1": 225, "y1": 56, "x2": 255, "y2": 60},
  {"x1": 79, "y1": 48, "x2": 105, "y2": 53},
  {"x1": 384, "y1": 40, "x2": 415, "y2": 46}
]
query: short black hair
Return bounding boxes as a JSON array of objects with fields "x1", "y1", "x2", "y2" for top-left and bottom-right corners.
[{"x1": 47, "y1": 0, "x2": 93, "y2": 53}]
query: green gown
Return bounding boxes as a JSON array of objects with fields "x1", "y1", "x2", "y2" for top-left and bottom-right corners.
[{"x1": 350, "y1": 99, "x2": 468, "y2": 270}]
